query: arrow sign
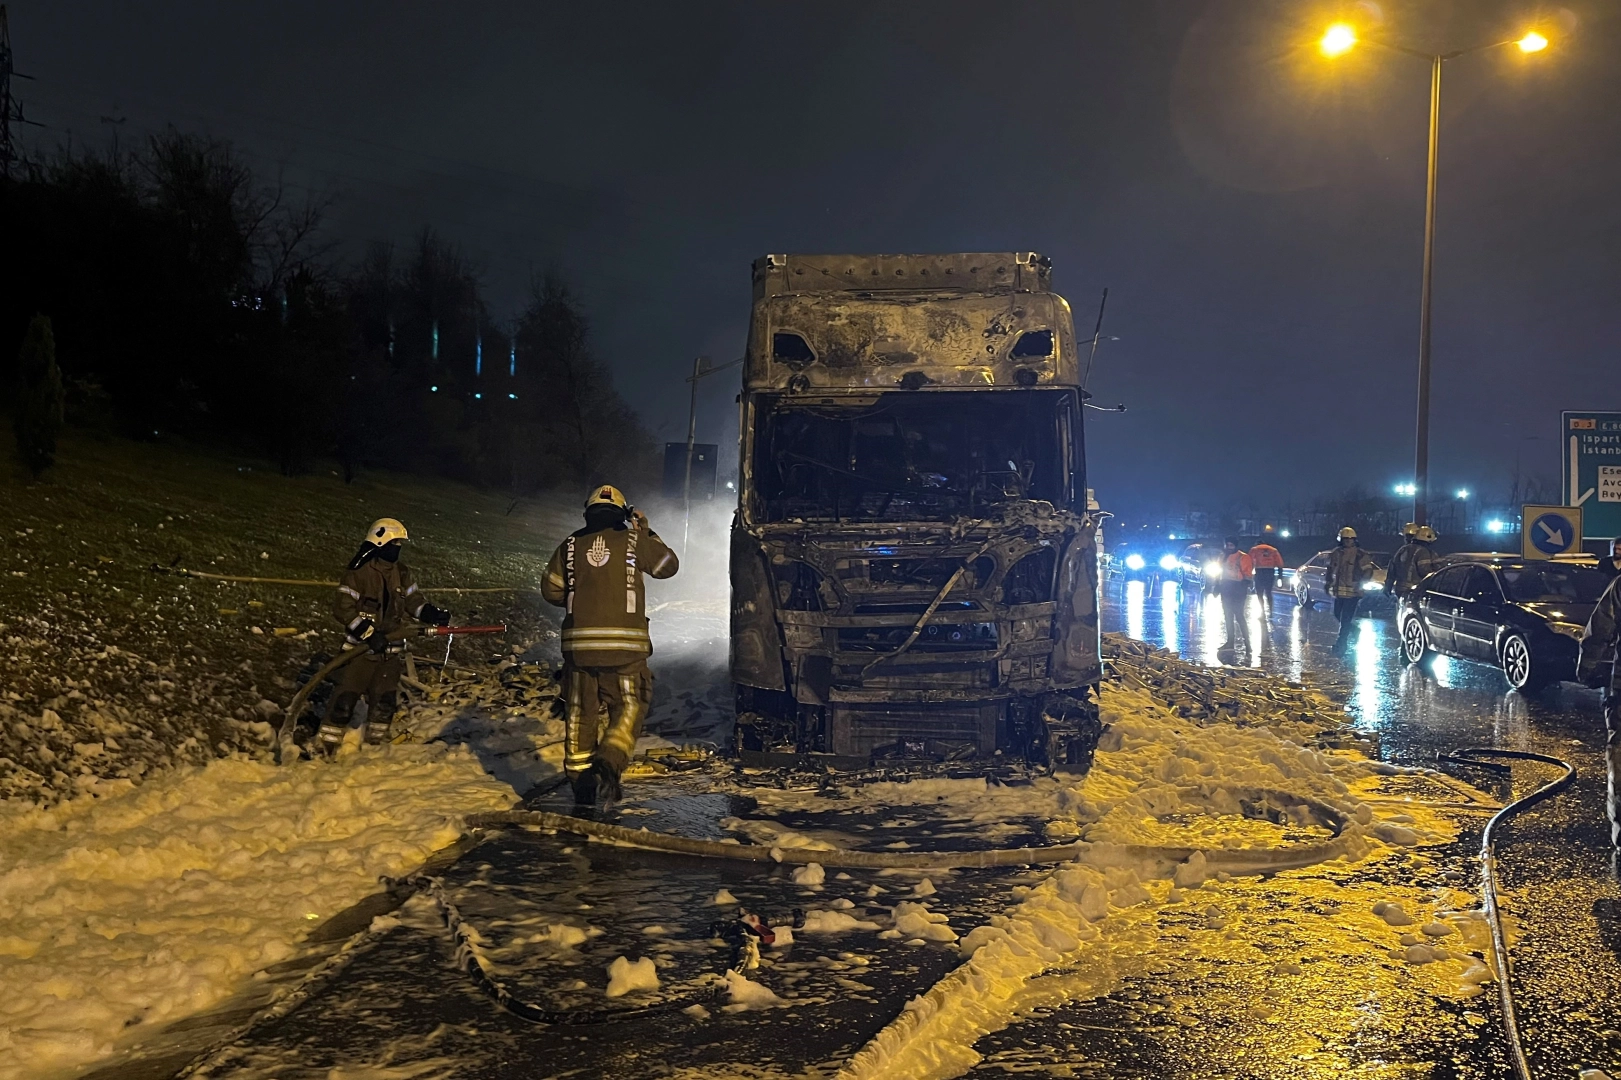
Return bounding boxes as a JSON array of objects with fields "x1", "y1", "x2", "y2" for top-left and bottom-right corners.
[{"x1": 1522, "y1": 505, "x2": 1582, "y2": 560}]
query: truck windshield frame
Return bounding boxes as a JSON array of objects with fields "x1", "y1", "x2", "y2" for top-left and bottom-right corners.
[{"x1": 747, "y1": 389, "x2": 1076, "y2": 523}]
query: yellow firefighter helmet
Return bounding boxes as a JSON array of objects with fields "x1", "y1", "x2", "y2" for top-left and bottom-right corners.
[
  {"x1": 365, "y1": 518, "x2": 409, "y2": 545},
  {"x1": 585, "y1": 485, "x2": 629, "y2": 511},
  {"x1": 1337, "y1": 526, "x2": 1358, "y2": 541}
]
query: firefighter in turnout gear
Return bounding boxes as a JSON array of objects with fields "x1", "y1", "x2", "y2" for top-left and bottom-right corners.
[
  {"x1": 1324, "y1": 526, "x2": 1376, "y2": 652},
  {"x1": 324, "y1": 518, "x2": 450, "y2": 756},
  {"x1": 1386, "y1": 523, "x2": 1441, "y2": 600},
  {"x1": 541, "y1": 486, "x2": 679, "y2": 805}
]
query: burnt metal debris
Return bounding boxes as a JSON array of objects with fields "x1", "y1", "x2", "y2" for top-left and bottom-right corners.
[{"x1": 730, "y1": 253, "x2": 1102, "y2": 773}]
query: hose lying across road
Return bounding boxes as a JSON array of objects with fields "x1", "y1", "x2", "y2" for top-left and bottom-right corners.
[
  {"x1": 1438, "y1": 747, "x2": 1577, "y2": 1080},
  {"x1": 466, "y1": 785, "x2": 1354, "y2": 875}
]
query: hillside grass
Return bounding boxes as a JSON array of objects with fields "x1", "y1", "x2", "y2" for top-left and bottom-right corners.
[{"x1": 0, "y1": 430, "x2": 579, "y2": 800}]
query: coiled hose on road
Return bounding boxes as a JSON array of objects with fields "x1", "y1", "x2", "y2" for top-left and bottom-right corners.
[{"x1": 1438, "y1": 747, "x2": 1577, "y2": 1080}]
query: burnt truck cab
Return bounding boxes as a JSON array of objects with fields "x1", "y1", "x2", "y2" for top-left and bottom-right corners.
[{"x1": 730, "y1": 252, "x2": 1103, "y2": 772}]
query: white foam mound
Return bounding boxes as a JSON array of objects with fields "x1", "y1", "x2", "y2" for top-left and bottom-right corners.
[
  {"x1": 724, "y1": 969, "x2": 786, "y2": 1009},
  {"x1": 604, "y1": 955, "x2": 661, "y2": 998},
  {"x1": 0, "y1": 745, "x2": 516, "y2": 1080},
  {"x1": 792, "y1": 862, "x2": 826, "y2": 886}
]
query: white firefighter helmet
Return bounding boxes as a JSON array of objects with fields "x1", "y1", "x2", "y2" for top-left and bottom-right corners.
[
  {"x1": 1414, "y1": 524, "x2": 1438, "y2": 543},
  {"x1": 585, "y1": 485, "x2": 629, "y2": 511},
  {"x1": 1337, "y1": 526, "x2": 1358, "y2": 541},
  {"x1": 365, "y1": 518, "x2": 409, "y2": 546}
]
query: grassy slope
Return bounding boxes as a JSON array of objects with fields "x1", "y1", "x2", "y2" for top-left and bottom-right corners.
[{"x1": 0, "y1": 431, "x2": 578, "y2": 801}]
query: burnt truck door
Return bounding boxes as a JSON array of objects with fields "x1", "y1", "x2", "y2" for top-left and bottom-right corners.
[{"x1": 729, "y1": 252, "x2": 1102, "y2": 772}]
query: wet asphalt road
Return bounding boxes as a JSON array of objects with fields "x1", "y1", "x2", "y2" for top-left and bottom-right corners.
[{"x1": 174, "y1": 576, "x2": 1620, "y2": 1079}]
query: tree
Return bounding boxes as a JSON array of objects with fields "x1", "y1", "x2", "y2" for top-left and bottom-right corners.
[{"x1": 13, "y1": 315, "x2": 65, "y2": 476}]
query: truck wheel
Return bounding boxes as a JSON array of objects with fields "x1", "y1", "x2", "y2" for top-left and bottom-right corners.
[{"x1": 1042, "y1": 693, "x2": 1103, "y2": 775}]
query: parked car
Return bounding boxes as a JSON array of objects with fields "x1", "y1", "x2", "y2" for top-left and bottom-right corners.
[
  {"x1": 1293, "y1": 550, "x2": 1394, "y2": 615},
  {"x1": 1397, "y1": 556, "x2": 1611, "y2": 692},
  {"x1": 1174, "y1": 542, "x2": 1220, "y2": 591}
]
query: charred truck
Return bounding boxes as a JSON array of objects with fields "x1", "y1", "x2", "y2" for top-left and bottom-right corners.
[{"x1": 730, "y1": 253, "x2": 1103, "y2": 772}]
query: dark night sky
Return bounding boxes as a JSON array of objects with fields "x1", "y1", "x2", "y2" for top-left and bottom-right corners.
[{"x1": 15, "y1": 1, "x2": 1620, "y2": 517}]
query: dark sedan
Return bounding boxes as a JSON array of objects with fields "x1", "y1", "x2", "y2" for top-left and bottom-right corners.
[{"x1": 1398, "y1": 557, "x2": 1610, "y2": 692}]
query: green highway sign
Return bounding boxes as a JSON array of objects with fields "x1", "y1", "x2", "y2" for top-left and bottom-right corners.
[{"x1": 1563, "y1": 411, "x2": 1621, "y2": 540}]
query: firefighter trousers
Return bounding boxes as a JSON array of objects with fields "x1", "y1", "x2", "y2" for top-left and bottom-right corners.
[
  {"x1": 563, "y1": 659, "x2": 652, "y2": 777},
  {"x1": 321, "y1": 653, "x2": 403, "y2": 750},
  {"x1": 1605, "y1": 687, "x2": 1620, "y2": 849}
]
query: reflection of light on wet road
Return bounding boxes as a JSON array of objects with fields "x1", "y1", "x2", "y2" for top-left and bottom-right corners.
[
  {"x1": 1161, "y1": 581, "x2": 1180, "y2": 656},
  {"x1": 1199, "y1": 590, "x2": 1224, "y2": 667},
  {"x1": 1124, "y1": 580, "x2": 1145, "y2": 641},
  {"x1": 1350, "y1": 619, "x2": 1381, "y2": 716}
]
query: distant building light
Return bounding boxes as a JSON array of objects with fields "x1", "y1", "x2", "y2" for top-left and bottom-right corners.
[
  {"x1": 430, "y1": 385, "x2": 439, "y2": 392},
  {"x1": 1455, "y1": 489, "x2": 1470, "y2": 500},
  {"x1": 726, "y1": 480, "x2": 736, "y2": 490},
  {"x1": 509, "y1": 343, "x2": 517, "y2": 377},
  {"x1": 1280, "y1": 529, "x2": 1292, "y2": 538},
  {"x1": 1168, "y1": 533, "x2": 1178, "y2": 540},
  {"x1": 475, "y1": 334, "x2": 482, "y2": 376},
  {"x1": 1393, "y1": 482, "x2": 1418, "y2": 497},
  {"x1": 474, "y1": 393, "x2": 482, "y2": 399},
  {"x1": 432, "y1": 320, "x2": 439, "y2": 361},
  {"x1": 508, "y1": 393, "x2": 517, "y2": 400},
  {"x1": 1486, "y1": 519, "x2": 1509, "y2": 534}
]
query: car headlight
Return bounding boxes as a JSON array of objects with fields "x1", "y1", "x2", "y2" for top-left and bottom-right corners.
[
  {"x1": 1361, "y1": 580, "x2": 1382, "y2": 592},
  {"x1": 1159, "y1": 554, "x2": 1180, "y2": 571},
  {"x1": 1125, "y1": 553, "x2": 1146, "y2": 571},
  {"x1": 1204, "y1": 562, "x2": 1223, "y2": 579}
]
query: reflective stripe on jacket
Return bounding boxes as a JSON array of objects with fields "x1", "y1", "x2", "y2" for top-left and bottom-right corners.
[
  {"x1": 1387, "y1": 542, "x2": 1440, "y2": 594},
  {"x1": 542, "y1": 522, "x2": 678, "y2": 666}
]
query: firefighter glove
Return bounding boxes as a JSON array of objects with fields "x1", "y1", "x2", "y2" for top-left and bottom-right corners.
[
  {"x1": 349, "y1": 617, "x2": 378, "y2": 645},
  {"x1": 418, "y1": 602, "x2": 451, "y2": 627},
  {"x1": 368, "y1": 631, "x2": 392, "y2": 654}
]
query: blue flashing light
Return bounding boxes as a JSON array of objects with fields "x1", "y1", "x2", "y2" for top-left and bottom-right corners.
[
  {"x1": 509, "y1": 343, "x2": 516, "y2": 377},
  {"x1": 475, "y1": 334, "x2": 482, "y2": 376}
]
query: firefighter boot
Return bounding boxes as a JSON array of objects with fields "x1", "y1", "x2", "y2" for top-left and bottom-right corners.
[
  {"x1": 320, "y1": 691, "x2": 360, "y2": 758},
  {"x1": 1606, "y1": 742, "x2": 1621, "y2": 850},
  {"x1": 589, "y1": 760, "x2": 623, "y2": 805},
  {"x1": 365, "y1": 692, "x2": 399, "y2": 746}
]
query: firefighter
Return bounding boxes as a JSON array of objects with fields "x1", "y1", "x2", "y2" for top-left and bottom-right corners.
[
  {"x1": 1386, "y1": 523, "x2": 1441, "y2": 601},
  {"x1": 1248, "y1": 537, "x2": 1285, "y2": 615},
  {"x1": 323, "y1": 518, "x2": 451, "y2": 756},
  {"x1": 541, "y1": 486, "x2": 679, "y2": 806},
  {"x1": 1324, "y1": 526, "x2": 1376, "y2": 652},
  {"x1": 1216, "y1": 536, "x2": 1253, "y2": 654},
  {"x1": 1577, "y1": 573, "x2": 1621, "y2": 849}
]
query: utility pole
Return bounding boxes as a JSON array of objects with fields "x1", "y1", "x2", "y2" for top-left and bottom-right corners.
[
  {"x1": 680, "y1": 354, "x2": 745, "y2": 553},
  {"x1": 0, "y1": 6, "x2": 39, "y2": 181}
]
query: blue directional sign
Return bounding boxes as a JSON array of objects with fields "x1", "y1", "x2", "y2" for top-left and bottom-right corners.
[
  {"x1": 1522, "y1": 505, "x2": 1582, "y2": 560},
  {"x1": 1563, "y1": 411, "x2": 1621, "y2": 540}
]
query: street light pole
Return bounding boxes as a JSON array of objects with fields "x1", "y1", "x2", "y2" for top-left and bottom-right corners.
[
  {"x1": 1414, "y1": 53, "x2": 1442, "y2": 528},
  {"x1": 682, "y1": 355, "x2": 707, "y2": 555},
  {"x1": 1319, "y1": 23, "x2": 1550, "y2": 531}
]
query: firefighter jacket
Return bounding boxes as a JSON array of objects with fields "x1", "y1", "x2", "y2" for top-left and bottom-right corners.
[
  {"x1": 1386, "y1": 541, "x2": 1440, "y2": 596},
  {"x1": 1249, "y1": 543, "x2": 1285, "y2": 570},
  {"x1": 1324, "y1": 543, "x2": 1376, "y2": 599},
  {"x1": 1578, "y1": 576, "x2": 1620, "y2": 693},
  {"x1": 541, "y1": 521, "x2": 679, "y2": 667},
  {"x1": 335, "y1": 558, "x2": 429, "y2": 645}
]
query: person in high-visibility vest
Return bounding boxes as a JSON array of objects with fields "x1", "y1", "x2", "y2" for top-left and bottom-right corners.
[
  {"x1": 1248, "y1": 539, "x2": 1285, "y2": 616},
  {"x1": 1215, "y1": 536, "x2": 1253, "y2": 654}
]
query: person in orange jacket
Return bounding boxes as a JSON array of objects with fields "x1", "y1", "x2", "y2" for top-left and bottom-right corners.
[
  {"x1": 1249, "y1": 539, "x2": 1285, "y2": 615},
  {"x1": 1215, "y1": 536, "x2": 1253, "y2": 654}
]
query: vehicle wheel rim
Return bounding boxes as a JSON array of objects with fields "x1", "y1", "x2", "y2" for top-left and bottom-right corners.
[
  {"x1": 1402, "y1": 619, "x2": 1425, "y2": 662},
  {"x1": 1504, "y1": 638, "x2": 1530, "y2": 687}
]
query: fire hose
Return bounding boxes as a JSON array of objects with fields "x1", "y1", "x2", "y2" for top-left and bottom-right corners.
[
  {"x1": 276, "y1": 622, "x2": 506, "y2": 764},
  {"x1": 1438, "y1": 747, "x2": 1577, "y2": 1080}
]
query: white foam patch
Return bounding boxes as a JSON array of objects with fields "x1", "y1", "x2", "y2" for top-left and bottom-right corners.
[
  {"x1": 604, "y1": 955, "x2": 660, "y2": 998},
  {"x1": 0, "y1": 745, "x2": 516, "y2": 1080}
]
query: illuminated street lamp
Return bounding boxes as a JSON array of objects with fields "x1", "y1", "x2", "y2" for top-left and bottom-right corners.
[{"x1": 1321, "y1": 23, "x2": 1552, "y2": 528}]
